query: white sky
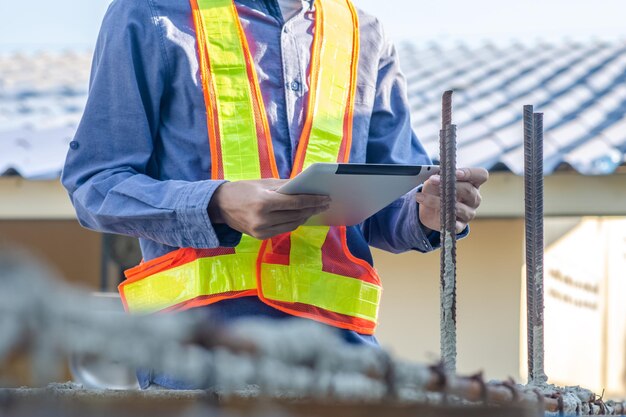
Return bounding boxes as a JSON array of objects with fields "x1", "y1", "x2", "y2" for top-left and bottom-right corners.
[{"x1": 0, "y1": 0, "x2": 625, "y2": 52}]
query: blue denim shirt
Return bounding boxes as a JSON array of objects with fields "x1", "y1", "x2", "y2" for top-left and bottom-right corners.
[{"x1": 61, "y1": 0, "x2": 454, "y2": 389}]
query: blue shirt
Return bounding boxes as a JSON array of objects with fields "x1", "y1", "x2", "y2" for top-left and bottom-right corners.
[{"x1": 61, "y1": 0, "x2": 452, "y2": 389}]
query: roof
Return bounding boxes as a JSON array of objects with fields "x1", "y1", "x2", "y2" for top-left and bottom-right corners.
[
  {"x1": 400, "y1": 40, "x2": 626, "y2": 175},
  {"x1": 1, "y1": 41, "x2": 625, "y2": 179},
  {"x1": 0, "y1": 51, "x2": 90, "y2": 179}
]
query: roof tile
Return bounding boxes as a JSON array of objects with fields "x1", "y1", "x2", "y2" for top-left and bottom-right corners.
[{"x1": 2, "y1": 41, "x2": 626, "y2": 179}]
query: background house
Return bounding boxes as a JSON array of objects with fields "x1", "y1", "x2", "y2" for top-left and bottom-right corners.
[{"x1": 1, "y1": 28, "x2": 625, "y2": 398}]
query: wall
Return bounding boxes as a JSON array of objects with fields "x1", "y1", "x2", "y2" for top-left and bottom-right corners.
[
  {"x1": 0, "y1": 217, "x2": 526, "y2": 383},
  {"x1": 0, "y1": 218, "x2": 525, "y2": 381},
  {"x1": 374, "y1": 218, "x2": 525, "y2": 381},
  {"x1": 520, "y1": 217, "x2": 626, "y2": 397},
  {"x1": 0, "y1": 220, "x2": 101, "y2": 289}
]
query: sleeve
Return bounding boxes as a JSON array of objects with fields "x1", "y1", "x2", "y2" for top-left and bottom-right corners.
[
  {"x1": 61, "y1": 0, "x2": 240, "y2": 249},
  {"x1": 360, "y1": 24, "x2": 467, "y2": 254}
]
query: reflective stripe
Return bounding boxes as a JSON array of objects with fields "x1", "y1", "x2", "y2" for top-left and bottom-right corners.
[
  {"x1": 236, "y1": 234, "x2": 263, "y2": 254},
  {"x1": 196, "y1": 0, "x2": 261, "y2": 181},
  {"x1": 123, "y1": 253, "x2": 258, "y2": 313},
  {"x1": 299, "y1": 0, "x2": 358, "y2": 172},
  {"x1": 290, "y1": 226, "x2": 329, "y2": 269},
  {"x1": 260, "y1": 263, "x2": 381, "y2": 322}
]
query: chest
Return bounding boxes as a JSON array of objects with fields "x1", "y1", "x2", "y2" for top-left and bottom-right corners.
[{"x1": 153, "y1": 0, "x2": 380, "y2": 179}]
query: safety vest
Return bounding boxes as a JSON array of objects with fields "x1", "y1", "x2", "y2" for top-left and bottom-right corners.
[{"x1": 118, "y1": 0, "x2": 382, "y2": 335}]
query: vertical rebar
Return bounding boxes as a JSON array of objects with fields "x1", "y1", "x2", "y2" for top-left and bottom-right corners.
[
  {"x1": 524, "y1": 106, "x2": 547, "y2": 385},
  {"x1": 442, "y1": 90, "x2": 453, "y2": 129},
  {"x1": 440, "y1": 91, "x2": 457, "y2": 373}
]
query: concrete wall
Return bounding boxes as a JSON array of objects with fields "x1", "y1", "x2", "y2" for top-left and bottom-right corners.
[{"x1": 373, "y1": 218, "x2": 525, "y2": 381}]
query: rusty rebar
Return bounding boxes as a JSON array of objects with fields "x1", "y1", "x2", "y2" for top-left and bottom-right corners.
[
  {"x1": 442, "y1": 90, "x2": 453, "y2": 129},
  {"x1": 439, "y1": 91, "x2": 457, "y2": 373},
  {"x1": 523, "y1": 106, "x2": 547, "y2": 385}
]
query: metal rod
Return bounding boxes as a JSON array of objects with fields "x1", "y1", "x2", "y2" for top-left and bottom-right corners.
[
  {"x1": 524, "y1": 106, "x2": 547, "y2": 385},
  {"x1": 439, "y1": 90, "x2": 457, "y2": 373},
  {"x1": 442, "y1": 90, "x2": 453, "y2": 129}
]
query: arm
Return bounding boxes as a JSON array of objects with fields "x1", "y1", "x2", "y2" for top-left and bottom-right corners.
[
  {"x1": 61, "y1": 0, "x2": 233, "y2": 248},
  {"x1": 360, "y1": 26, "x2": 438, "y2": 254},
  {"x1": 62, "y1": 1, "x2": 329, "y2": 248},
  {"x1": 361, "y1": 28, "x2": 487, "y2": 254}
]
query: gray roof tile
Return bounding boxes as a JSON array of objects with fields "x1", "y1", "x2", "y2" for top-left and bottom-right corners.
[
  {"x1": 400, "y1": 40, "x2": 626, "y2": 175},
  {"x1": 2, "y1": 41, "x2": 626, "y2": 179}
]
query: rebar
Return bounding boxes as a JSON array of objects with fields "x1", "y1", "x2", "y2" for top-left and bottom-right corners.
[
  {"x1": 439, "y1": 90, "x2": 457, "y2": 373},
  {"x1": 523, "y1": 106, "x2": 547, "y2": 385},
  {"x1": 442, "y1": 90, "x2": 453, "y2": 129}
]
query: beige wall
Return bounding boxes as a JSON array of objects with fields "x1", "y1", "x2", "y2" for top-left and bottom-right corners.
[
  {"x1": 374, "y1": 218, "x2": 525, "y2": 381},
  {"x1": 0, "y1": 220, "x2": 101, "y2": 289},
  {"x1": 1, "y1": 217, "x2": 526, "y2": 382},
  {"x1": 0, "y1": 220, "x2": 101, "y2": 385}
]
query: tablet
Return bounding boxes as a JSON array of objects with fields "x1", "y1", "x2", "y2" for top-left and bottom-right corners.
[{"x1": 277, "y1": 163, "x2": 440, "y2": 226}]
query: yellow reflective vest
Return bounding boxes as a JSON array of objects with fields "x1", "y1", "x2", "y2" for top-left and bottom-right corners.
[{"x1": 119, "y1": 0, "x2": 382, "y2": 335}]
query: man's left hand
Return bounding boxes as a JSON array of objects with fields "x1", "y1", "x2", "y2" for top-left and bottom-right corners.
[{"x1": 415, "y1": 167, "x2": 489, "y2": 234}]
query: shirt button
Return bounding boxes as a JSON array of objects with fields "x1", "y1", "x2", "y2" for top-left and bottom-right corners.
[
  {"x1": 69, "y1": 141, "x2": 79, "y2": 150},
  {"x1": 289, "y1": 80, "x2": 300, "y2": 91}
]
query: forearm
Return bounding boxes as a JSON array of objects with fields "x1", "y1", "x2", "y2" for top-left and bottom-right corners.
[
  {"x1": 64, "y1": 169, "x2": 239, "y2": 248},
  {"x1": 362, "y1": 188, "x2": 437, "y2": 254}
]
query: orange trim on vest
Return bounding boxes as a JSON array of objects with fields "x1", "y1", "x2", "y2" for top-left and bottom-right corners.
[
  {"x1": 161, "y1": 291, "x2": 258, "y2": 313},
  {"x1": 191, "y1": 0, "x2": 223, "y2": 179},
  {"x1": 290, "y1": 1, "x2": 323, "y2": 178},
  {"x1": 341, "y1": 0, "x2": 359, "y2": 164},
  {"x1": 232, "y1": 0, "x2": 280, "y2": 179}
]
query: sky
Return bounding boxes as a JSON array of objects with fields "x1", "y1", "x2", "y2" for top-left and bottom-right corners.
[{"x1": 0, "y1": 0, "x2": 625, "y2": 53}]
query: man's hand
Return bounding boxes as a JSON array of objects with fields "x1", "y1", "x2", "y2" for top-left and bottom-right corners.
[
  {"x1": 415, "y1": 167, "x2": 489, "y2": 234},
  {"x1": 208, "y1": 179, "x2": 330, "y2": 240}
]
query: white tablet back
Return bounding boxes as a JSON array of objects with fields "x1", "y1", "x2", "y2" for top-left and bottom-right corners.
[{"x1": 278, "y1": 163, "x2": 440, "y2": 226}]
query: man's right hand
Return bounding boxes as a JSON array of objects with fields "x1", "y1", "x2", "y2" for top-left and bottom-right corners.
[{"x1": 208, "y1": 179, "x2": 330, "y2": 240}]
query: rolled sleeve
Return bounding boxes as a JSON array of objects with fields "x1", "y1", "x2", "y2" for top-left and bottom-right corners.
[
  {"x1": 404, "y1": 188, "x2": 436, "y2": 253},
  {"x1": 177, "y1": 180, "x2": 242, "y2": 248}
]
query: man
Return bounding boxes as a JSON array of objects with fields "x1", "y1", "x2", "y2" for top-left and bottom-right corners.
[{"x1": 62, "y1": 0, "x2": 488, "y2": 389}]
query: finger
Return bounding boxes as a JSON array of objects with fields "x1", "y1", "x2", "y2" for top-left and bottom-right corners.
[
  {"x1": 456, "y1": 167, "x2": 489, "y2": 188},
  {"x1": 264, "y1": 205, "x2": 329, "y2": 224},
  {"x1": 259, "y1": 219, "x2": 309, "y2": 239},
  {"x1": 415, "y1": 191, "x2": 440, "y2": 211},
  {"x1": 266, "y1": 192, "x2": 331, "y2": 211},
  {"x1": 455, "y1": 221, "x2": 466, "y2": 234},
  {"x1": 456, "y1": 182, "x2": 482, "y2": 209},
  {"x1": 421, "y1": 176, "x2": 441, "y2": 196},
  {"x1": 455, "y1": 202, "x2": 476, "y2": 224},
  {"x1": 259, "y1": 179, "x2": 289, "y2": 191}
]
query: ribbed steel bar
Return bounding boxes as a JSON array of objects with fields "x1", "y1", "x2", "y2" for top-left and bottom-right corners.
[
  {"x1": 439, "y1": 91, "x2": 457, "y2": 373},
  {"x1": 523, "y1": 106, "x2": 547, "y2": 385},
  {"x1": 442, "y1": 90, "x2": 453, "y2": 129}
]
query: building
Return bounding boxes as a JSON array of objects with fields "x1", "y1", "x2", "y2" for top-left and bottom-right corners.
[{"x1": 1, "y1": 40, "x2": 625, "y2": 394}]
